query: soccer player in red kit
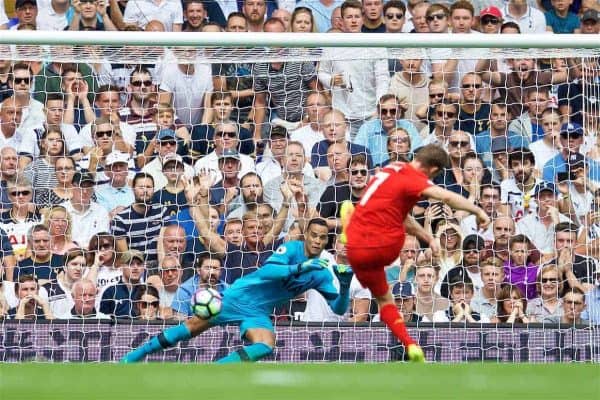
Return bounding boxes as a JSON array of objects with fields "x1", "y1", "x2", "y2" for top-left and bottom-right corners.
[{"x1": 341, "y1": 144, "x2": 491, "y2": 361}]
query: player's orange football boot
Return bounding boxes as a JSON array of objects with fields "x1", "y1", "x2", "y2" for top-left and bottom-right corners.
[
  {"x1": 407, "y1": 344, "x2": 425, "y2": 363},
  {"x1": 339, "y1": 200, "x2": 355, "y2": 244}
]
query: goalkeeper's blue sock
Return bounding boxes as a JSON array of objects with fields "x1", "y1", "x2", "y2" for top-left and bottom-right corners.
[
  {"x1": 216, "y1": 342, "x2": 273, "y2": 364},
  {"x1": 121, "y1": 324, "x2": 192, "y2": 363}
]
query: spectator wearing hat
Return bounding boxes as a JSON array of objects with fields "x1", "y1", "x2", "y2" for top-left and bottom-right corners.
[
  {"x1": 99, "y1": 250, "x2": 146, "y2": 318},
  {"x1": 111, "y1": 173, "x2": 169, "y2": 266},
  {"x1": 439, "y1": 234, "x2": 485, "y2": 299},
  {"x1": 433, "y1": 278, "x2": 487, "y2": 323},
  {"x1": 373, "y1": 282, "x2": 425, "y2": 323},
  {"x1": 475, "y1": 101, "x2": 527, "y2": 169},
  {"x1": 256, "y1": 125, "x2": 293, "y2": 184},
  {"x1": 150, "y1": 153, "x2": 189, "y2": 217},
  {"x1": 517, "y1": 182, "x2": 573, "y2": 254},
  {"x1": 142, "y1": 129, "x2": 195, "y2": 191},
  {"x1": 480, "y1": 6, "x2": 503, "y2": 33},
  {"x1": 95, "y1": 151, "x2": 135, "y2": 217},
  {"x1": 193, "y1": 122, "x2": 256, "y2": 185},
  {"x1": 10, "y1": 0, "x2": 38, "y2": 30},
  {"x1": 545, "y1": 0, "x2": 581, "y2": 33},
  {"x1": 557, "y1": 152, "x2": 595, "y2": 225},
  {"x1": 580, "y1": 9, "x2": 599, "y2": 33},
  {"x1": 489, "y1": 136, "x2": 512, "y2": 182},
  {"x1": 207, "y1": 149, "x2": 244, "y2": 212},
  {"x1": 543, "y1": 123, "x2": 600, "y2": 184},
  {"x1": 500, "y1": 147, "x2": 541, "y2": 221},
  {"x1": 62, "y1": 171, "x2": 110, "y2": 249}
]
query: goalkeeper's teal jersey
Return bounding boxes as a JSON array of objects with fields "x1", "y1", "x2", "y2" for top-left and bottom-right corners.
[{"x1": 221, "y1": 240, "x2": 338, "y2": 314}]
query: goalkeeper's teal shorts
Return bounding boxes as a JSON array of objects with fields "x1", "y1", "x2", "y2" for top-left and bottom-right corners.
[{"x1": 210, "y1": 299, "x2": 274, "y2": 338}]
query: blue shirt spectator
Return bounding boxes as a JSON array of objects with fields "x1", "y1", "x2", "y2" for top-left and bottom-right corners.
[
  {"x1": 475, "y1": 130, "x2": 529, "y2": 168},
  {"x1": 172, "y1": 275, "x2": 227, "y2": 317},
  {"x1": 582, "y1": 285, "x2": 600, "y2": 325},
  {"x1": 354, "y1": 119, "x2": 422, "y2": 167},
  {"x1": 545, "y1": 9, "x2": 581, "y2": 33},
  {"x1": 542, "y1": 153, "x2": 600, "y2": 184}
]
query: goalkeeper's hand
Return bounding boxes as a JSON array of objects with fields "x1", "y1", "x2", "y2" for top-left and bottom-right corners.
[
  {"x1": 294, "y1": 258, "x2": 328, "y2": 275},
  {"x1": 333, "y1": 264, "x2": 354, "y2": 287}
]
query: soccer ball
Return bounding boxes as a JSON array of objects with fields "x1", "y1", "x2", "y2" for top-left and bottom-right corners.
[{"x1": 191, "y1": 288, "x2": 222, "y2": 319}]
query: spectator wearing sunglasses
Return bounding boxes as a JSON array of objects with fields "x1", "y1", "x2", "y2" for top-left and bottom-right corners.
[
  {"x1": 142, "y1": 129, "x2": 194, "y2": 192},
  {"x1": 355, "y1": 94, "x2": 421, "y2": 168},
  {"x1": 383, "y1": 0, "x2": 406, "y2": 33},
  {"x1": 479, "y1": 6, "x2": 503, "y2": 33},
  {"x1": 526, "y1": 264, "x2": 563, "y2": 322}
]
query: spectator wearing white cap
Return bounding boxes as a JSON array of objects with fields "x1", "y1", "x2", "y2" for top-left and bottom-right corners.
[
  {"x1": 151, "y1": 153, "x2": 189, "y2": 217},
  {"x1": 95, "y1": 151, "x2": 135, "y2": 218},
  {"x1": 62, "y1": 172, "x2": 110, "y2": 249},
  {"x1": 142, "y1": 129, "x2": 195, "y2": 191}
]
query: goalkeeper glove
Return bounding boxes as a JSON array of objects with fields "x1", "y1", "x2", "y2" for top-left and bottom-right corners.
[
  {"x1": 333, "y1": 264, "x2": 354, "y2": 287},
  {"x1": 294, "y1": 258, "x2": 328, "y2": 275}
]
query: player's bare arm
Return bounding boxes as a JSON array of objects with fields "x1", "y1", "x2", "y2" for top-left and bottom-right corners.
[{"x1": 421, "y1": 185, "x2": 491, "y2": 230}]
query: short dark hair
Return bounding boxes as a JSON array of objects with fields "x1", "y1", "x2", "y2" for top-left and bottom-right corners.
[
  {"x1": 130, "y1": 66, "x2": 152, "y2": 81},
  {"x1": 306, "y1": 217, "x2": 328, "y2": 232},
  {"x1": 132, "y1": 172, "x2": 154, "y2": 188},
  {"x1": 383, "y1": 0, "x2": 406, "y2": 14},
  {"x1": 509, "y1": 234, "x2": 531, "y2": 249},
  {"x1": 95, "y1": 84, "x2": 121, "y2": 102},
  {"x1": 501, "y1": 21, "x2": 521, "y2": 33},
  {"x1": 508, "y1": 147, "x2": 535, "y2": 165},
  {"x1": 45, "y1": 93, "x2": 65, "y2": 104},
  {"x1": 16, "y1": 274, "x2": 38, "y2": 294},
  {"x1": 555, "y1": 222, "x2": 579, "y2": 234},
  {"x1": 194, "y1": 252, "x2": 223, "y2": 269},
  {"x1": 341, "y1": 0, "x2": 362, "y2": 17},
  {"x1": 480, "y1": 182, "x2": 501, "y2": 198},
  {"x1": 450, "y1": 0, "x2": 474, "y2": 16}
]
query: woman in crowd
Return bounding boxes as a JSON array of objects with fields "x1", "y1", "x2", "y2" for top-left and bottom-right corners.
[
  {"x1": 526, "y1": 264, "x2": 564, "y2": 323},
  {"x1": 34, "y1": 156, "x2": 76, "y2": 210},
  {"x1": 291, "y1": 7, "x2": 316, "y2": 33},
  {"x1": 23, "y1": 127, "x2": 66, "y2": 191},
  {"x1": 492, "y1": 285, "x2": 535, "y2": 324},
  {"x1": 44, "y1": 206, "x2": 78, "y2": 255},
  {"x1": 133, "y1": 285, "x2": 162, "y2": 321},
  {"x1": 87, "y1": 232, "x2": 121, "y2": 302},
  {"x1": 382, "y1": 127, "x2": 412, "y2": 167}
]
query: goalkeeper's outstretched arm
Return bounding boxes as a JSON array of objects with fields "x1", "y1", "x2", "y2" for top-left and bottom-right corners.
[{"x1": 326, "y1": 265, "x2": 354, "y2": 316}]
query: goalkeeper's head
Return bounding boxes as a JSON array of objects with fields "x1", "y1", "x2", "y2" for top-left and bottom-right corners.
[{"x1": 304, "y1": 218, "x2": 329, "y2": 257}]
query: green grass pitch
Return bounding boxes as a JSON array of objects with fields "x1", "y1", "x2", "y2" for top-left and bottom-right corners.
[{"x1": 1, "y1": 363, "x2": 598, "y2": 400}]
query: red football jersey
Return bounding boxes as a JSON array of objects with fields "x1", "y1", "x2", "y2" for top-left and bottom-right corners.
[{"x1": 346, "y1": 162, "x2": 433, "y2": 248}]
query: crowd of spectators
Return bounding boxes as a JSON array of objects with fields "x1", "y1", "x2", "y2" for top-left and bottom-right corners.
[{"x1": 0, "y1": 0, "x2": 599, "y2": 326}]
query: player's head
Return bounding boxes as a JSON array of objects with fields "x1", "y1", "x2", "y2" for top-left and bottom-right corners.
[
  {"x1": 412, "y1": 144, "x2": 450, "y2": 178},
  {"x1": 304, "y1": 218, "x2": 329, "y2": 257}
]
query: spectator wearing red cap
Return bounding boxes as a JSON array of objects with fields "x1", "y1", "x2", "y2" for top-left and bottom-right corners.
[{"x1": 479, "y1": 6, "x2": 502, "y2": 33}]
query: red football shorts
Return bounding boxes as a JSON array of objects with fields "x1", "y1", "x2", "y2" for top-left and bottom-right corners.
[{"x1": 346, "y1": 242, "x2": 403, "y2": 297}]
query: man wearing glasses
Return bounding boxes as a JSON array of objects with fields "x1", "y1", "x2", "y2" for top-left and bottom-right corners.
[
  {"x1": 193, "y1": 122, "x2": 255, "y2": 185},
  {"x1": 142, "y1": 129, "x2": 194, "y2": 191},
  {"x1": 355, "y1": 94, "x2": 421, "y2": 167}
]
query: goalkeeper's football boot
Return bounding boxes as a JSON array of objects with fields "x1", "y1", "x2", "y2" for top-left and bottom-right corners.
[
  {"x1": 339, "y1": 200, "x2": 355, "y2": 245},
  {"x1": 407, "y1": 344, "x2": 425, "y2": 363}
]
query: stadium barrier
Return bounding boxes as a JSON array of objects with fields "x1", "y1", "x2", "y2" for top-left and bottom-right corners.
[{"x1": 1, "y1": 320, "x2": 598, "y2": 363}]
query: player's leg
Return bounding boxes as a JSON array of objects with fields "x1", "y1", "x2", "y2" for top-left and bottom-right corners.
[
  {"x1": 216, "y1": 320, "x2": 275, "y2": 363},
  {"x1": 339, "y1": 200, "x2": 355, "y2": 244},
  {"x1": 347, "y1": 245, "x2": 424, "y2": 362},
  {"x1": 374, "y1": 291, "x2": 424, "y2": 362},
  {"x1": 120, "y1": 316, "x2": 211, "y2": 363}
]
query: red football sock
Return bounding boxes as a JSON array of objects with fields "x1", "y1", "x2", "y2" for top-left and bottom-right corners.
[{"x1": 380, "y1": 303, "x2": 416, "y2": 347}]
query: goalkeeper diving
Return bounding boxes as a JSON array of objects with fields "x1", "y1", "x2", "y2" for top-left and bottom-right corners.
[{"x1": 121, "y1": 218, "x2": 355, "y2": 363}]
